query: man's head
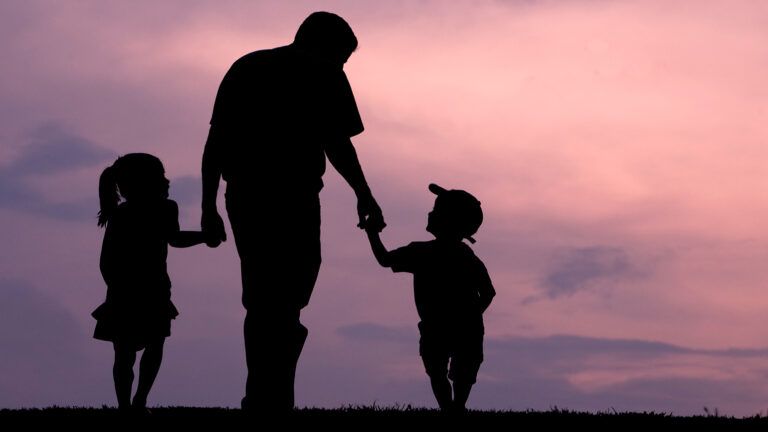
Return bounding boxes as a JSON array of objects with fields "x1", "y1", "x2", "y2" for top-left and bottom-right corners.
[
  {"x1": 426, "y1": 183, "x2": 484, "y2": 243},
  {"x1": 294, "y1": 12, "x2": 357, "y2": 67}
]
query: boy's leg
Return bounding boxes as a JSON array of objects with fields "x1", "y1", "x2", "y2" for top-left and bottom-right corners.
[
  {"x1": 420, "y1": 329, "x2": 452, "y2": 410},
  {"x1": 448, "y1": 332, "x2": 484, "y2": 412},
  {"x1": 113, "y1": 343, "x2": 137, "y2": 409},
  {"x1": 133, "y1": 338, "x2": 165, "y2": 408}
]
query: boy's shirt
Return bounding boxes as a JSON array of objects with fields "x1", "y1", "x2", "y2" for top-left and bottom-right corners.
[{"x1": 389, "y1": 239, "x2": 495, "y2": 329}]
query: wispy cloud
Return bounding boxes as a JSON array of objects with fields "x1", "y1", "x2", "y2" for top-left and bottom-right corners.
[
  {"x1": 536, "y1": 246, "x2": 641, "y2": 300},
  {"x1": 0, "y1": 123, "x2": 114, "y2": 221}
]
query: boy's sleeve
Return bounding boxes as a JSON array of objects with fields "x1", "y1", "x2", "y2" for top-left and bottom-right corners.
[{"x1": 388, "y1": 242, "x2": 422, "y2": 274}]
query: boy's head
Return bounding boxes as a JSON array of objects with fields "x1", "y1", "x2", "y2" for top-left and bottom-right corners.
[{"x1": 426, "y1": 183, "x2": 483, "y2": 243}]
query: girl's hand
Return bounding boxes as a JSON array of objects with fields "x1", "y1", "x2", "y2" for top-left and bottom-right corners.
[{"x1": 204, "y1": 230, "x2": 222, "y2": 248}]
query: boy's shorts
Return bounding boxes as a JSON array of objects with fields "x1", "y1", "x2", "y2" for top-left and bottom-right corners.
[{"x1": 418, "y1": 321, "x2": 484, "y2": 385}]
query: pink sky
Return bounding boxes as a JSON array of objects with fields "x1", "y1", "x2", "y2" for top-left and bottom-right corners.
[{"x1": 1, "y1": 0, "x2": 768, "y2": 415}]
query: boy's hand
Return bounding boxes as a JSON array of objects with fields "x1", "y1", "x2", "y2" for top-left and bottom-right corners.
[{"x1": 356, "y1": 193, "x2": 386, "y2": 231}]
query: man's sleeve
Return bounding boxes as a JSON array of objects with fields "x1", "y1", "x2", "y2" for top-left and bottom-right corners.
[
  {"x1": 388, "y1": 242, "x2": 421, "y2": 274},
  {"x1": 209, "y1": 62, "x2": 242, "y2": 127},
  {"x1": 327, "y1": 71, "x2": 364, "y2": 138}
]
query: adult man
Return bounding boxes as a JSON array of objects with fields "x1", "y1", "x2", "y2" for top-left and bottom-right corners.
[{"x1": 200, "y1": 12, "x2": 384, "y2": 411}]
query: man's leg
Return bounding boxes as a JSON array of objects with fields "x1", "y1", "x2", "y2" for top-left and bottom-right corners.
[
  {"x1": 451, "y1": 380, "x2": 473, "y2": 412},
  {"x1": 242, "y1": 299, "x2": 310, "y2": 412},
  {"x1": 229, "y1": 191, "x2": 320, "y2": 413},
  {"x1": 430, "y1": 374, "x2": 453, "y2": 410},
  {"x1": 237, "y1": 247, "x2": 319, "y2": 411}
]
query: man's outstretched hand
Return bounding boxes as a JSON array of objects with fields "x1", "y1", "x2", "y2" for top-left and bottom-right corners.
[
  {"x1": 357, "y1": 194, "x2": 386, "y2": 233},
  {"x1": 201, "y1": 208, "x2": 227, "y2": 248}
]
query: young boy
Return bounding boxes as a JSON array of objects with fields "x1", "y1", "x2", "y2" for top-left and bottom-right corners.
[{"x1": 364, "y1": 183, "x2": 495, "y2": 412}]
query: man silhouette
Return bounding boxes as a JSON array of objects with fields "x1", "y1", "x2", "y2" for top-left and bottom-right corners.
[{"x1": 200, "y1": 12, "x2": 384, "y2": 412}]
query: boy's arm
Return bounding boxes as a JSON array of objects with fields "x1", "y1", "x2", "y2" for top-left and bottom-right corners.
[
  {"x1": 477, "y1": 263, "x2": 496, "y2": 313},
  {"x1": 169, "y1": 231, "x2": 207, "y2": 248},
  {"x1": 479, "y1": 287, "x2": 495, "y2": 313},
  {"x1": 365, "y1": 228, "x2": 393, "y2": 268},
  {"x1": 479, "y1": 278, "x2": 496, "y2": 312}
]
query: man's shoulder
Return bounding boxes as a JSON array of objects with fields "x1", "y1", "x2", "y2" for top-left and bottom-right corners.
[{"x1": 232, "y1": 45, "x2": 293, "y2": 68}]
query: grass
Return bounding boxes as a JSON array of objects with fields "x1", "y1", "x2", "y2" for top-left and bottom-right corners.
[{"x1": 2, "y1": 406, "x2": 768, "y2": 429}]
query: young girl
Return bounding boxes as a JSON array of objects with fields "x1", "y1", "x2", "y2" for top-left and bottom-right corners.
[{"x1": 92, "y1": 153, "x2": 207, "y2": 411}]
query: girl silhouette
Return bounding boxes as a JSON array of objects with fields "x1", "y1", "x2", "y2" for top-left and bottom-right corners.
[{"x1": 92, "y1": 153, "x2": 207, "y2": 411}]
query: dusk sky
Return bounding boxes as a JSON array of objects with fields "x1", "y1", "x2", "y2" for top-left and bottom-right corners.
[{"x1": 2, "y1": 0, "x2": 768, "y2": 416}]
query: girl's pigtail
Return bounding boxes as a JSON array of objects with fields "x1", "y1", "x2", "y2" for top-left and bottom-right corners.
[{"x1": 97, "y1": 165, "x2": 119, "y2": 227}]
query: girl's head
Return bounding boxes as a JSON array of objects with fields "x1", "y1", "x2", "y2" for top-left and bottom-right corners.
[{"x1": 98, "y1": 153, "x2": 169, "y2": 227}]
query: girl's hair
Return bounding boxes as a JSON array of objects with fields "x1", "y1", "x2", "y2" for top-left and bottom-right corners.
[
  {"x1": 97, "y1": 164, "x2": 119, "y2": 227},
  {"x1": 97, "y1": 153, "x2": 163, "y2": 227}
]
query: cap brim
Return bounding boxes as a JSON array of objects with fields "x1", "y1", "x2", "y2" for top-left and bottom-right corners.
[{"x1": 428, "y1": 183, "x2": 447, "y2": 195}]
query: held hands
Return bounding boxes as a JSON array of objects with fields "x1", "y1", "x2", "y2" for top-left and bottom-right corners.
[
  {"x1": 357, "y1": 193, "x2": 386, "y2": 233},
  {"x1": 201, "y1": 208, "x2": 227, "y2": 248}
]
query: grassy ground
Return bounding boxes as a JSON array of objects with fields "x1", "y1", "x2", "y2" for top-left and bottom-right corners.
[{"x1": 2, "y1": 406, "x2": 768, "y2": 429}]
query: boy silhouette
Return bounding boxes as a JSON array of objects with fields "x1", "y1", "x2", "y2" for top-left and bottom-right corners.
[{"x1": 364, "y1": 183, "x2": 495, "y2": 412}]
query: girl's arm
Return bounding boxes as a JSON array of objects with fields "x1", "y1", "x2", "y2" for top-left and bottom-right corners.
[
  {"x1": 169, "y1": 231, "x2": 207, "y2": 248},
  {"x1": 365, "y1": 228, "x2": 393, "y2": 268},
  {"x1": 165, "y1": 201, "x2": 206, "y2": 248},
  {"x1": 99, "y1": 221, "x2": 120, "y2": 286}
]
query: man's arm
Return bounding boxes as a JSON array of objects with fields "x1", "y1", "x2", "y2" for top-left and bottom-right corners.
[
  {"x1": 201, "y1": 125, "x2": 227, "y2": 247},
  {"x1": 325, "y1": 137, "x2": 385, "y2": 230}
]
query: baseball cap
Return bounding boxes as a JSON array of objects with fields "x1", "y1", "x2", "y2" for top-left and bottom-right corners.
[{"x1": 428, "y1": 183, "x2": 483, "y2": 243}]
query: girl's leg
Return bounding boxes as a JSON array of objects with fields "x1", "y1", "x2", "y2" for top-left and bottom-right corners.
[
  {"x1": 132, "y1": 338, "x2": 165, "y2": 408},
  {"x1": 113, "y1": 343, "x2": 137, "y2": 409}
]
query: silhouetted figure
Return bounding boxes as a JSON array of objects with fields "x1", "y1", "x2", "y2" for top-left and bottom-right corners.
[
  {"x1": 92, "y1": 153, "x2": 208, "y2": 412},
  {"x1": 200, "y1": 12, "x2": 384, "y2": 412},
  {"x1": 365, "y1": 184, "x2": 495, "y2": 413}
]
